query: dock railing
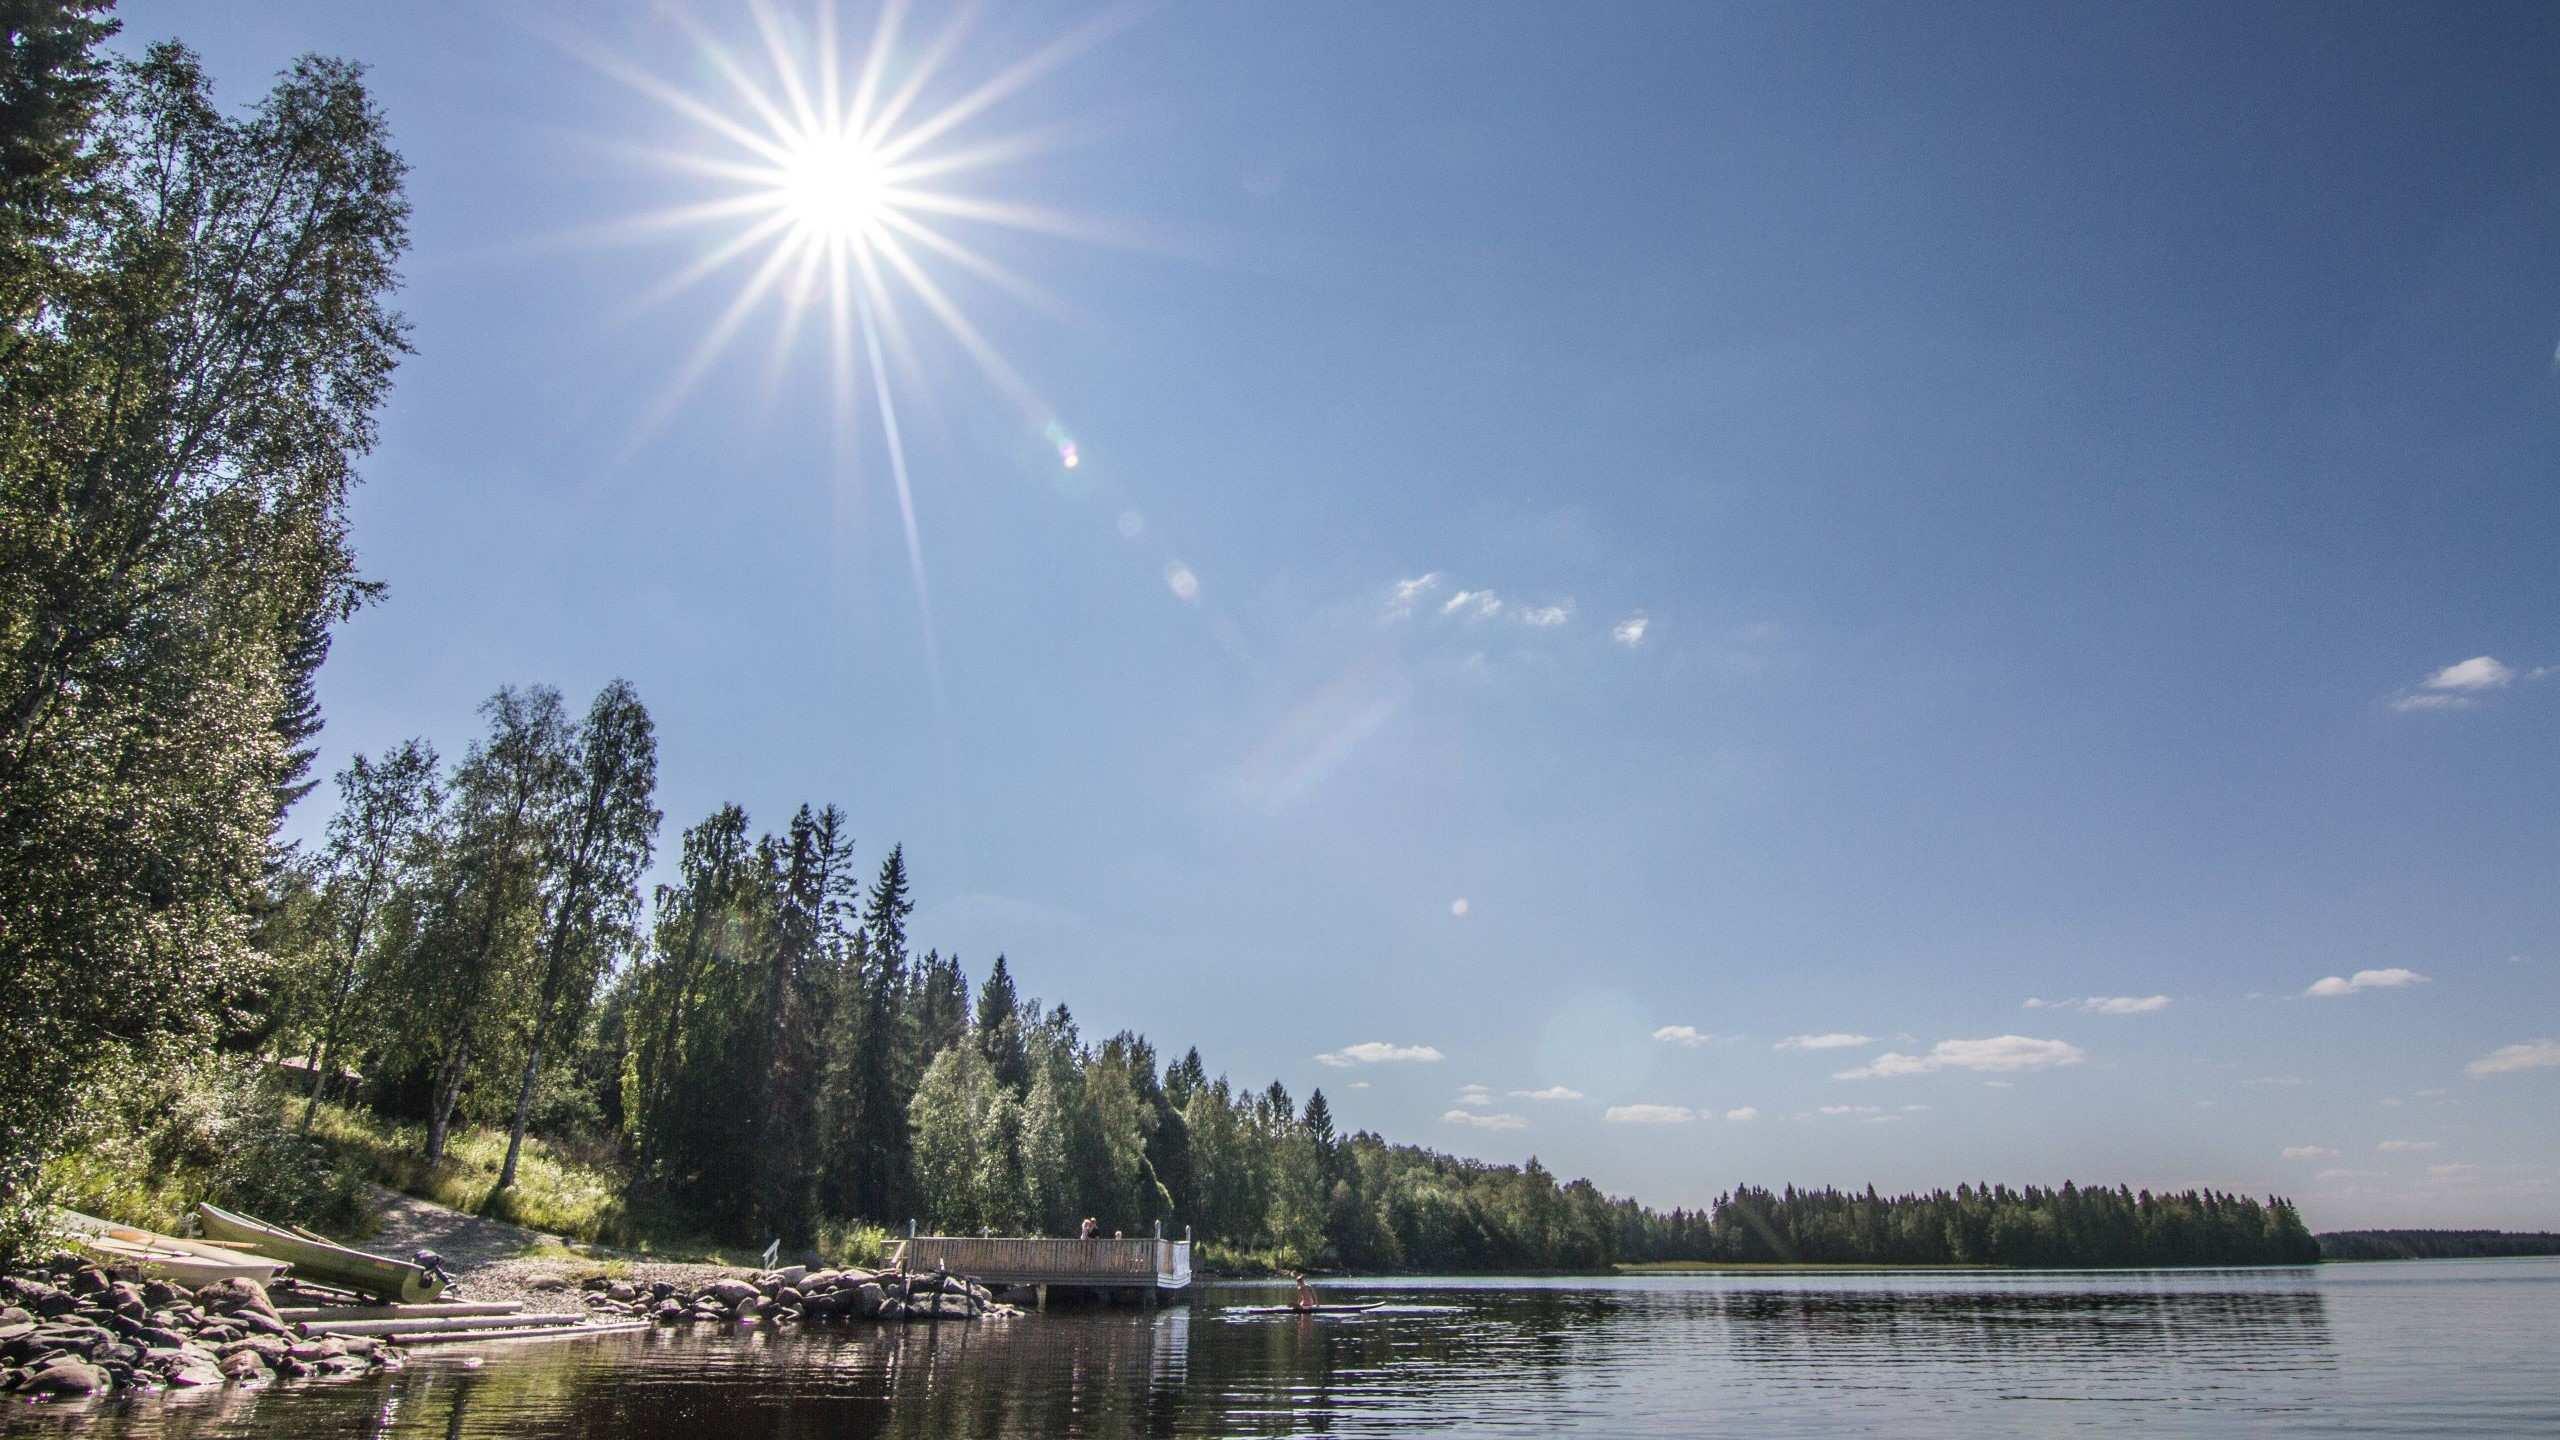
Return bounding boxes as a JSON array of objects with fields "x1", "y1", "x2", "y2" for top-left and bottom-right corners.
[{"x1": 892, "y1": 1224, "x2": 1193, "y2": 1290}]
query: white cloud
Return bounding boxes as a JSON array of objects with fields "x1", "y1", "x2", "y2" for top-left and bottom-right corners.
[
  {"x1": 1442, "y1": 1108, "x2": 1527, "y2": 1132},
  {"x1": 2391, "y1": 656, "x2": 2517, "y2": 713},
  {"x1": 1611, "y1": 612, "x2": 1650, "y2": 648},
  {"x1": 2377, "y1": 1139, "x2": 2439, "y2": 1153},
  {"x1": 1603, "y1": 1103, "x2": 1696, "y2": 1125},
  {"x1": 2304, "y1": 968, "x2": 2428, "y2": 998},
  {"x1": 1314, "y1": 1041, "x2": 1445, "y2": 1068},
  {"x1": 1775, "y1": 1032, "x2": 1873, "y2": 1051},
  {"x1": 1345, "y1": 1081, "x2": 1371, "y2": 1090},
  {"x1": 1441, "y1": 589, "x2": 1502, "y2": 620},
  {"x1": 1449, "y1": 897, "x2": 1469, "y2": 918},
  {"x1": 1818, "y1": 1104, "x2": 1882, "y2": 1116},
  {"x1": 2281, "y1": 1145, "x2": 2340, "y2": 1161},
  {"x1": 1385, "y1": 572, "x2": 1443, "y2": 617},
  {"x1": 1164, "y1": 562, "x2": 1200, "y2": 603},
  {"x1": 2421, "y1": 656, "x2": 2515, "y2": 691},
  {"x1": 2427, "y1": 1163, "x2": 2484, "y2": 1182},
  {"x1": 2315, "y1": 1167, "x2": 2383, "y2": 1181},
  {"x1": 1510, "y1": 1086, "x2": 1584, "y2": 1102},
  {"x1": 1516, "y1": 600, "x2": 1574, "y2": 628},
  {"x1": 2467, "y1": 1039, "x2": 2560, "y2": 1077},
  {"x1": 1724, "y1": 1106, "x2": 1759, "y2": 1122},
  {"x1": 1652, "y1": 1025, "x2": 1719, "y2": 1048},
  {"x1": 2023, "y1": 995, "x2": 2171, "y2": 1015},
  {"x1": 1982, "y1": 1080, "x2": 2015, "y2": 1089},
  {"x1": 1454, "y1": 1084, "x2": 1494, "y2": 1108},
  {"x1": 1833, "y1": 1034, "x2": 2086, "y2": 1080}
]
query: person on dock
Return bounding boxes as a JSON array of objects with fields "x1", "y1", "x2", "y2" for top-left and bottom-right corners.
[
  {"x1": 1079, "y1": 1217, "x2": 1100, "y2": 1240},
  {"x1": 1291, "y1": 1271, "x2": 1318, "y2": 1311}
]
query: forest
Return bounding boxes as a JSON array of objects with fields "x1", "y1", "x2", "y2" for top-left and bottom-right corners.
[
  {"x1": 1634, "y1": 1183, "x2": 2319, "y2": 1268},
  {"x1": 0, "y1": 2, "x2": 2322, "y2": 1278},
  {"x1": 2314, "y1": 1230, "x2": 2560, "y2": 1262}
]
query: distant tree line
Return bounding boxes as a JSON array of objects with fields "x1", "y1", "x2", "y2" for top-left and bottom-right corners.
[
  {"x1": 1619, "y1": 1182, "x2": 2320, "y2": 1268},
  {"x1": 2315, "y1": 1230, "x2": 2560, "y2": 1262}
]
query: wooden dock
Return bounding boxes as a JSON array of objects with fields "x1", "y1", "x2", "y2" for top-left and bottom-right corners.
[{"x1": 891, "y1": 1226, "x2": 1192, "y2": 1307}]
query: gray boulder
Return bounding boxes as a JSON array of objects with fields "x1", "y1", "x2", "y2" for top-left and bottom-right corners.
[
  {"x1": 193, "y1": 1278, "x2": 279, "y2": 1321},
  {"x1": 24, "y1": 1356, "x2": 108, "y2": 1395}
]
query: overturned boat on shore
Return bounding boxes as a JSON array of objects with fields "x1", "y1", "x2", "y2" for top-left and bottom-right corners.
[{"x1": 195, "y1": 1202, "x2": 447, "y2": 1304}]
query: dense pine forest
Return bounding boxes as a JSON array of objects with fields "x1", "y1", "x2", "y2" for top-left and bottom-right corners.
[
  {"x1": 1638, "y1": 1183, "x2": 2319, "y2": 1268},
  {"x1": 2314, "y1": 1231, "x2": 2560, "y2": 1262},
  {"x1": 0, "y1": 2, "x2": 2324, "y2": 1278}
]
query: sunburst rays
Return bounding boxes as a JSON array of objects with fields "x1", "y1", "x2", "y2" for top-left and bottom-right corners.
[{"x1": 554, "y1": 0, "x2": 1135, "y2": 704}]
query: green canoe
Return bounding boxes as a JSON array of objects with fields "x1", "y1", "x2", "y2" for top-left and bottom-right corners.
[{"x1": 196, "y1": 1202, "x2": 447, "y2": 1303}]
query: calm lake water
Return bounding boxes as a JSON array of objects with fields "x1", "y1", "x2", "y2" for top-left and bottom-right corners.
[{"x1": 9, "y1": 1260, "x2": 2557, "y2": 1437}]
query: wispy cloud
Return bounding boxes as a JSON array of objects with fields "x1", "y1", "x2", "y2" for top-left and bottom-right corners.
[
  {"x1": 1515, "y1": 599, "x2": 1574, "y2": 628},
  {"x1": 2390, "y1": 655, "x2": 2516, "y2": 712},
  {"x1": 2468, "y1": 1039, "x2": 2560, "y2": 1077},
  {"x1": 1835, "y1": 1035, "x2": 2087, "y2": 1081},
  {"x1": 1604, "y1": 1103, "x2": 1696, "y2": 1125},
  {"x1": 2377, "y1": 1139, "x2": 2440, "y2": 1153},
  {"x1": 1776, "y1": 1032, "x2": 1873, "y2": 1051},
  {"x1": 1652, "y1": 1025, "x2": 1722, "y2": 1048},
  {"x1": 1453, "y1": 1084, "x2": 1494, "y2": 1108},
  {"x1": 1818, "y1": 1104, "x2": 1883, "y2": 1117},
  {"x1": 1510, "y1": 1085, "x2": 1584, "y2": 1102},
  {"x1": 2421, "y1": 656, "x2": 2516, "y2": 691},
  {"x1": 2304, "y1": 968, "x2": 2428, "y2": 998},
  {"x1": 2281, "y1": 1145, "x2": 2340, "y2": 1161},
  {"x1": 1384, "y1": 572, "x2": 1444, "y2": 618},
  {"x1": 1441, "y1": 588, "x2": 1502, "y2": 620},
  {"x1": 1611, "y1": 612, "x2": 1650, "y2": 648},
  {"x1": 1314, "y1": 1041, "x2": 1444, "y2": 1068},
  {"x1": 2024, "y1": 995, "x2": 2170, "y2": 1016},
  {"x1": 1724, "y1": 1106, "x2": 1759, "y2": 1122},
  {"x1": 1443, "y1": 1108, "x2": 1527, "y2": 1132},
  {"x1": 2315, "y1": 1167, "x2": 2383, "y2": 1181}
]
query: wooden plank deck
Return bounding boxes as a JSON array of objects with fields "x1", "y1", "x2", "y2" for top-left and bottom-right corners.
[{"x1": 892, "y1": 1234, "x2": 1193, "y2": 1291}]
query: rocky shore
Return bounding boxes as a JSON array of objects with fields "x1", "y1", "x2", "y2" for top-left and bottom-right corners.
[
  {"x1": 542, "y1": 1262, "x2": 1019, "y2": 1327},
  {"x1": 0, "y1": 1262, "x2": 398, "y2": 1400}
]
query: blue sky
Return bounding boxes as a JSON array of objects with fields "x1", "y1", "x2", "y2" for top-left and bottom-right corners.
[{"x1": 127, "y1": 1, "x2": 2559, "y2": 1228}]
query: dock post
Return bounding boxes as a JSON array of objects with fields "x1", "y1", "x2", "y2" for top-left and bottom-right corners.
[{"x1": 1034, "y1": 1284, "x2": 1047, "y2": 1312}]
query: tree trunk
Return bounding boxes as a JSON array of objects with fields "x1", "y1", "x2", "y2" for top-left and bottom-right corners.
[
  {"x1": 495, "y1": 1034, "x2": 544, "y2": 1193},
  {"x1": 425, "y1": 1029, "x2": 474, "y2": 1167}
]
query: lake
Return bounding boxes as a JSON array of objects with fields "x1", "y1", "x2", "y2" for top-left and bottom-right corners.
[{"x1": 8, "y1": 1260, "x2": 2556, "y2": 1436}]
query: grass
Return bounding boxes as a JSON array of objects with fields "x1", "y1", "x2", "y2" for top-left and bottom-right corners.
[
  {"x1": 303, "y1": 1100, "x2": 892, "y2": 1268},
  {"x1": 302, "y1": 1099, "x2": 633, "y2": 1243}
]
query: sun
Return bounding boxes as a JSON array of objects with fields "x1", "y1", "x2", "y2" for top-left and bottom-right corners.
[
  {"x1": 564, "y1": 0, "x2": 1133, "y2": 701},
  {"x1": 776, "y1": 128, "x2": 889, "y2": 242}
]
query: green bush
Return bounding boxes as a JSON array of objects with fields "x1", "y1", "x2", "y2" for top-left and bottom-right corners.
[{"x1": 44, "y1": 1060, "x2": 373, "y2": 1240}]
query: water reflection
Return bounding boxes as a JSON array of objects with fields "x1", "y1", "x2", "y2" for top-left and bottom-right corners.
[{"x1": 10, "y1": 1264, "x2": 2558, "y2": 1439}]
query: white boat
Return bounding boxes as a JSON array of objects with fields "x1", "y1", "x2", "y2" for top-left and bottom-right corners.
[{"x1": 59, "y1": 1211, "x2": 291, "y2": 1288}]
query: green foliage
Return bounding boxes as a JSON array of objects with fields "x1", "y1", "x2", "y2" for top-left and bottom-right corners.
[
  {"x1": 2316, "y1": 1229, "x2": 2560, "y2": 1262},
  {"x1": 1630, "y1": 1181, "x2": 2320, "y2": 1268},
  {"x1": 0, "y1": 24, "x2": 409, "y2": 1263},
  {"x1": 44, "y1": 1061, "x2": 371, "y2": 1241}
]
